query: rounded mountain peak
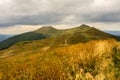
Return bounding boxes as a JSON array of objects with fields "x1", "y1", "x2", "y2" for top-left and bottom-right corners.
[
  {"x1": 35, "y1": 26, "x2": 59, "y2": 37},
  {"x1": 40, "y1": 26, "x2": 55, "y2": 30},
  {"x1": 41, "y1": 26, "x2": 53, "y2": 28},
  {"x1": 36, "y1": 26, "x2": 57, "y2": 32},
  {"x1": 80, "y1": 24, "x2": 91, "y2": 28}
]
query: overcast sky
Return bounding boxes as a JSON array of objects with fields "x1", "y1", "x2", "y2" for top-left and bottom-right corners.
[{"x1": 0, "y1": 0, "x2": 120, "y2": 34}]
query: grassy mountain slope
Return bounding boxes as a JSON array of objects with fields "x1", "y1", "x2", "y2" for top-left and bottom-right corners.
[
  {"x1": 0, "y1": 24, "x2": 119, "y2": 50},
  {"x1": 0, "y1": 29, "x2": 118, "y2": 58},
  {"x1": 54, "y1": 27, "x2": 119, "y2": 45},
  {"x1": 61, "y1": 24, "x2": 91, "y2": 34},
  {"x1": 66, "y1": 28, "x2": 112, "y2": 44},
  {"x1": 0, "y1": 39, "x2": 120, "y2": 80},
  {"x1": 35, "y1": 26, "x2": 61, "y2": 37},
  {"x1": 0, "y1": 32, "x2": 46, "y2": 50},
  {"x1": 0, "y1": 26, "x2": 61, "y2": 50},
  {"x1": 0, "y1": 25, "x2": 120, "y2": 80}
]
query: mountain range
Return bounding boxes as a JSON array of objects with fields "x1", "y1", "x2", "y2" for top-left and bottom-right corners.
[
  {"x1": 105, "y1": 31, "x2": 120, "y2": 36},
  {"x1": 0, "y1": 24, "x2": 119, "y2": 50},
  {"x1": 0, "y1": 34, "x2": 13, "y2": 42}
]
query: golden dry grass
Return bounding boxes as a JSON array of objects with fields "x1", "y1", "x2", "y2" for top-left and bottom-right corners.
[{"x1": 0, "y1": 39, "x2": 120, "y2": 80}]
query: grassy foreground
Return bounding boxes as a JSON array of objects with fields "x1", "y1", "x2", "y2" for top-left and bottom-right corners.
[{"x1": 0, "y1": 39, "x2": 120, "y2": 80}]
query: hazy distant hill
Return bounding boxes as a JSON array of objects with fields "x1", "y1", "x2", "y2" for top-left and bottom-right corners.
[
  {"x1": 0, "y1": 34, "x2": 12, "y2": 42},
  {"x1": 0, "y1": 24, "x2": 119, "y2": 50},
  {"x1": 105, "y1": 31, "x2": 120, "y2": 36}
]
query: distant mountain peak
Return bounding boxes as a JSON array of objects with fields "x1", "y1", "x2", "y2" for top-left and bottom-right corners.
[
  {"x1": 80, "y1": 24, "x2": 91, "y2": 28},
  {"x1": 34, "y1": 26, "x2": 59, "y2": 37},
  {"x1": 36, "y1": 26, "x2": 57, "y2": 32},
  {"x1": 40, "y1": 26, "x2": 55, "y2": 30},
  {"x1": 72, "y1": 24, "x2": 91, "y2": 32}
]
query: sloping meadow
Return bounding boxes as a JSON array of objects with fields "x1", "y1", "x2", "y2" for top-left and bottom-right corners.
[{"x1": 0, "y1": 39, "x2": 120, "y2": 80}]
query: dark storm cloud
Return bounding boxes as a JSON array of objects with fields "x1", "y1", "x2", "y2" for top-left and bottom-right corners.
[{"x1": 0, "y1": 0, "x2": 120, "y2": 27}]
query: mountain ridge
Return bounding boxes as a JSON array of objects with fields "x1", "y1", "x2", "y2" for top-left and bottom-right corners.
[{"x1": 0, "y1": 24, "x2": 119, "y2": 50}]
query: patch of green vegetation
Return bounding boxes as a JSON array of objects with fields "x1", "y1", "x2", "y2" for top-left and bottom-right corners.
[
  {"x1": 67, "y1": 32, "x2": 89, "y2": 44},
  {"x1": 113, "y1": 47, "x2": 120, "y2": 79}
]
